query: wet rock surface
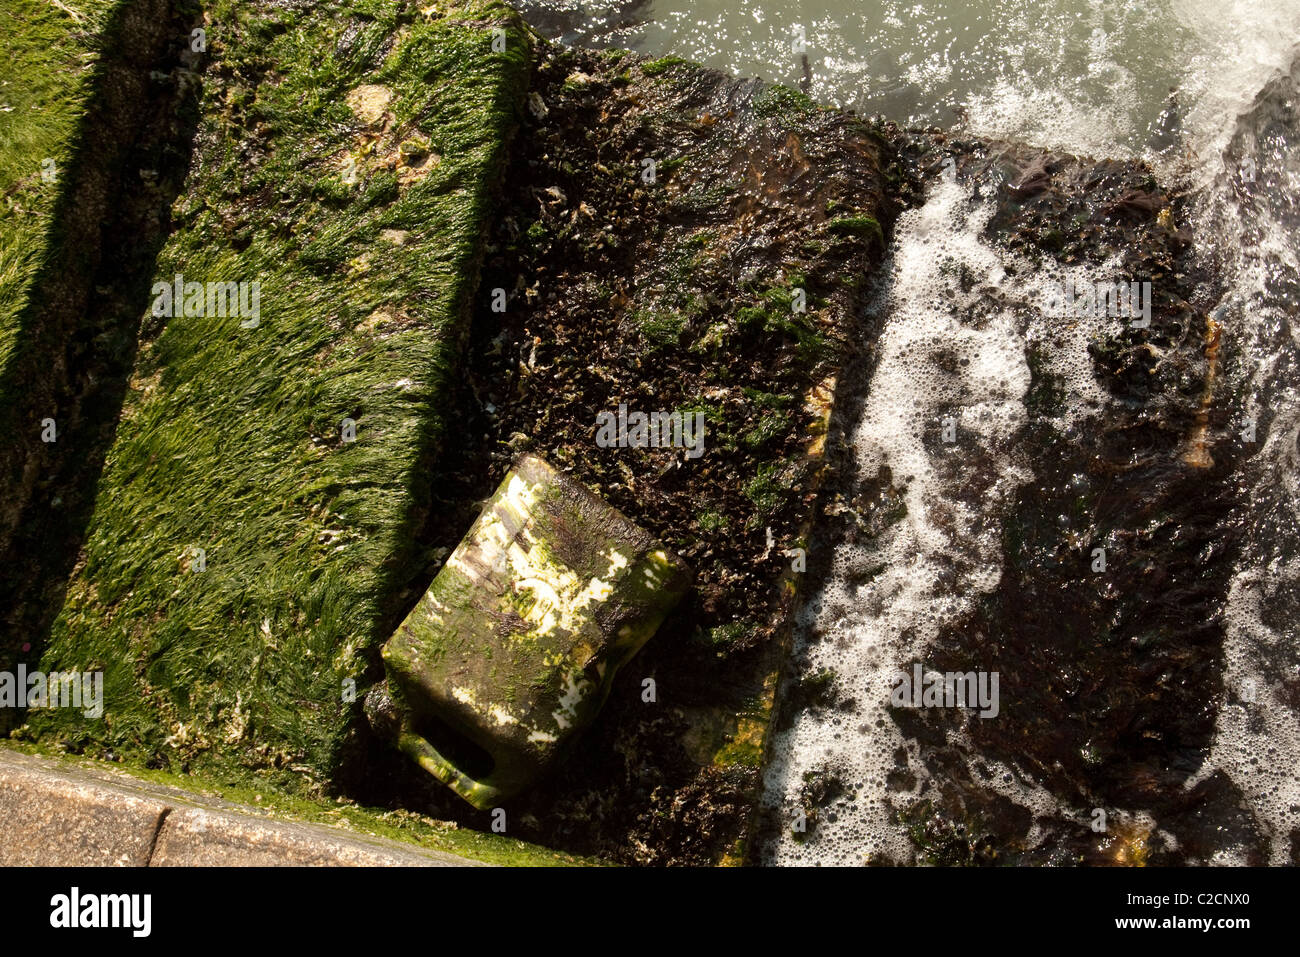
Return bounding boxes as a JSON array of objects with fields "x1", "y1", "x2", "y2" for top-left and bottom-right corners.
[
  {"x1": 339, "y1": 42, "x2": 895, "y2": 864},
  {"x1": 759, "y1": 128, "x2": 1255, "y2": 864},
  {"x1": 514, "y1": 0, "x2": 653, "y2": 50}
]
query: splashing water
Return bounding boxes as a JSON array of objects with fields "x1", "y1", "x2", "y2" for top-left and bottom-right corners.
[
  {"x1": 760, "y1": 181, "x2": 1037, "y2": 864},
  {"x1": 518, "y1": 0, "x2": 1300, "y2": 863}
]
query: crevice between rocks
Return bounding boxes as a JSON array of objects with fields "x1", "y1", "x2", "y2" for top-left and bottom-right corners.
[{"x1": 143, "y1": 804, "x2": 172, "y2": 866}]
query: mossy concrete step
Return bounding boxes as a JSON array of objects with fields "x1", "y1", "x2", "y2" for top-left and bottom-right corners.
[
  {"x1": 379, "y1": 454, "x2": 690, "y2": 809},
  {"x1": 23, "y1": 0, "x2": 533, "y2": 792},
  {"x1": 0, "y1": 746, "x2": 484, "y2": 865}
]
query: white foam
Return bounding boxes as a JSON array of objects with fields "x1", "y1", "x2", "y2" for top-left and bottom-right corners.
[
  {"x1": 1172, "y1": 0, "x2": 1300, "y2": 183},
  {"x1": 762, "y1": 180, "x2": 1110, "y2": 863},
  {"x1": 1203, "y1": 568, "x2": 1300, "y2": 863},
  {"x1": 1191, "y1": 263, "x2": 1300, "y2": 863}
]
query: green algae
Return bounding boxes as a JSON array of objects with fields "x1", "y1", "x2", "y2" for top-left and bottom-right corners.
[
  {"x1": 641, "y1": 55, "x2": 688, "y2": 77},
  {"x1": 752, "y1": 83, "x2": 816, "y2": 122},
  {"x1": 27, "y1": 0, "x2": 533, "y2": 794},
  {"x1": 828, "y1": 214, "x2": 885, "y2": 247},
  {"x1": 0, "y1": 0, "x2": 114, "y2": 368},
  {"x1": 743, "y1": 461, "x2": 791, "y2": 519}
]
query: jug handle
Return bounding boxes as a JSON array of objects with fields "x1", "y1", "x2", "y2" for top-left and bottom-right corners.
[{"x1": 397, "y1": 729, "x2": 506, "y2": 811}]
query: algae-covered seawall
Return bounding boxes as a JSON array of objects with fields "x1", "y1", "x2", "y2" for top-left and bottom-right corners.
[
  {"x1": 7, "y1": 0, "x2": 533, "y2": 791},
  {"x1": 0, "y1": 0, "x2": 202, "y2": 662}
]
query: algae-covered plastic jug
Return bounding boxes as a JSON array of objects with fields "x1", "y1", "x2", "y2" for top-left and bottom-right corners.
[{"x1": 377, "y1": 454, "x2": 690, "y2": 809}]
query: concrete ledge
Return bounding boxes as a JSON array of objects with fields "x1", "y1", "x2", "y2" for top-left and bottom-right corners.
[
  {"x1": 0, "y1": 749, "x2": 482, "y2": 867},
  {"x1": 148, "y1": 806, "x2": 470, "y2": 867},
  {"x1": 0, "y1": 754, "x2": 167, "y2": 866}
]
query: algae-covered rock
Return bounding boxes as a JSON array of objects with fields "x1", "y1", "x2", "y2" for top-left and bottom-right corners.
[{"x1": 381, "y1": 454, "x2": 689, "y2": 808}]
